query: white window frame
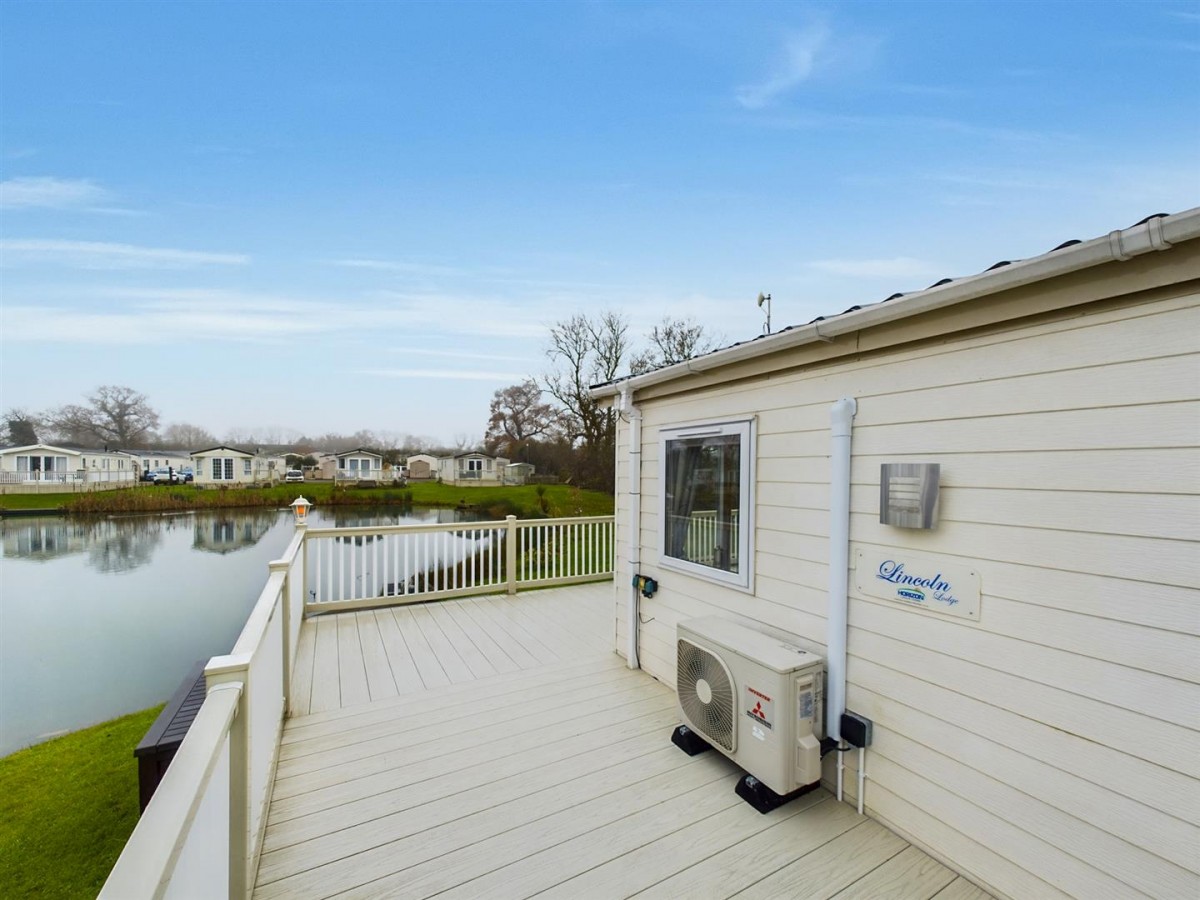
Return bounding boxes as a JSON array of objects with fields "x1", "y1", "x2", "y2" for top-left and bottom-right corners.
[{"x1": 658, "y1": 417, "x2": 755, "y2": 591}]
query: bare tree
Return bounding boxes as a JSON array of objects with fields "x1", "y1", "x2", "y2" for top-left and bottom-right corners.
[
  {"x1": 543, "y1": 311, "x2": 628, "y2": 448},
  {"x1": 3, "y1": 408, "x2": 40, "y2": 445},
  {"x1": 485, "y1": 380, "x2": 560, "y2": 459},
  {"x1": 629, "y1": 316, "x2": 719, "y2": 375},
  {"x1": 45, "y1": 386, "x2": 160, "y2": 448},
  {"x1": 452, "y1": 433, "x2": 483, "y2": 453},
  {"x1": 162, "y1": 422, "x2": 217, "y2": 449},
  {"x1": 543, "y1": 311, "x2": 629, "y2": 489}
]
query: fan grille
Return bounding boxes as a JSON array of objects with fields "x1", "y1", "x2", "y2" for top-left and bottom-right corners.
[{"x1": 677, "y1": 638, "x2": 735, "y2": 751}]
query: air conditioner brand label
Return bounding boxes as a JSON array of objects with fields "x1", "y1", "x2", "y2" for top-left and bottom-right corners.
[{"x1": 745, "y1": 686, "x2": 773, "y2": 729}]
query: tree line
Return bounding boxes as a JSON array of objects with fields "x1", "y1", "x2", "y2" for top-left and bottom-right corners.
[
  {"x1": 486, "y1": 312, "x2": 717, "y2": 490},
  {"x1": 4, "y1": 313, "x2": 717, "y2": 491}
]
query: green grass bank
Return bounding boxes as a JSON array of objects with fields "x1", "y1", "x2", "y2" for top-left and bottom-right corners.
[
  {"x1": 0, "y1": 482, "x2": 613, "y2": 519},
  {"x1": 0, "y1": 705, "x2": 163, "y2": 898}
]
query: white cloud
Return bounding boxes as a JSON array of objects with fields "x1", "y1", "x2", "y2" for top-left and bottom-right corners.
[
  {"x1": 359, "y1": 368, "x2": 528, "y2": 381},
  {"x1": 328, "y1": 258, "x2": 466, "y2": 277},
  {"x1": 386, "y1": 347, "x2": 533, "y2": 363},
  {"x1": 0, "y1": 239, "x2": 248, "y2": 269},
  {"x1": 807, "y1": 256, "x2": 942, "y2": 279},
  {"x1": 736, "y1": 24, "x2": 832, "y2": 109},
  {"x1": 0, "y1": 176, "x2": 112, "y2": 209}
]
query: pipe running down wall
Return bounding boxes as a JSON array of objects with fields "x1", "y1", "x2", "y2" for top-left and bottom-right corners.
[
  {"x1": 621, "y1": 386, "x2": 642, "y2": 669},
  {"x1": 827, "y1": 397, "x2": 857, "y2": 743}
]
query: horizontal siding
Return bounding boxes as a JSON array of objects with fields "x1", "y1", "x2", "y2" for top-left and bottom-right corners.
[{"x1": 614, "y1": 285, "x2": 1200, "y2": 900}]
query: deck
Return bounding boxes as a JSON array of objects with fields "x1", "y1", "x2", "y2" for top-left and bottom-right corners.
[{"x1": 258, "y1": 583, "x2": 988, "y2": 899}]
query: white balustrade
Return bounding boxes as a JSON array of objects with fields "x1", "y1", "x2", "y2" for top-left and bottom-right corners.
[
  {"x1": 303, "y1": 514, "x2": 614, "y2": 613},
  {"x1": 100, "y1": 515, "x2": 609, "y2": 897}
]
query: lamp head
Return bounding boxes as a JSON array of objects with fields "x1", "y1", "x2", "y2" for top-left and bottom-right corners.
[{"x1": 290, "y1": 495, "x2": 312, "y2": 525}]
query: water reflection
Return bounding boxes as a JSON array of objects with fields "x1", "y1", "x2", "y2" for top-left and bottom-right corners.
[
  {"x1": 0, "y1": 504, "x2": 478, "y2": 756},
  {"x1": 89, "y1": 517, "x2": 167, "y2": 573},
  {"x1": 193, "y1": 510, "x2": 277, "y2": 555}
]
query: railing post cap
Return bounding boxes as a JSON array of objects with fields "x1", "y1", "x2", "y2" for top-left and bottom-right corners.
[
  {"x1": 506, "y1": 514, "x2": 517, "y2": 521},
  {"x1": 268, "y1": 559, "x2": 288, "y2": 570}
]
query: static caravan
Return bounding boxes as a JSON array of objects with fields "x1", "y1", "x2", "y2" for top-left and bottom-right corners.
[
  {"x1": 334, "y1": 448, "x2": 383, "y2": 482},
  {"x1": 0, "y1": 443, "x2": 138, "y2": 485},
  {"x1": 191, "y1": 445, "x2": 259, "y2": 486},
  {"x1": 590, "y1": 209, "x2": 1200, "y2": 900},
  {"x1": 437, "y1": 452, "x2": 510, "y2": 486}
]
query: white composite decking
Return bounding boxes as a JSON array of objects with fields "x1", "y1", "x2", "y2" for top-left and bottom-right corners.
[{"x1": 260, "y1": 583, "x2": 989, "y2": 900}]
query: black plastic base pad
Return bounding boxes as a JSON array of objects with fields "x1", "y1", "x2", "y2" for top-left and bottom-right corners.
[
  {"x1": 670, "y1": 724, "x2": 712, "y2": 756},
  {"x1": 735, "y1": 774, "x2": 820, "y2": 814}
]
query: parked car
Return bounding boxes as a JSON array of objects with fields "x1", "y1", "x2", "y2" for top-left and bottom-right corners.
[
  {"x1": 285, "y1": 469, "x2": 304, "y2": 483},
  {"x1": 151, "y1": 467, "x2": 182, "y2": 484},
  {"x1": 179, "y1": 467, "x2": 194, "y2": 482}
]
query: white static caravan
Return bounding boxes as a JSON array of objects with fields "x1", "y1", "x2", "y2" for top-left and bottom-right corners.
[
  {"x1": 190, "y1": 445, "x2": 259, "y2": 486},
  {"x1": 437, "y1": 452, "x2": 510, "y2": 485},
  {"x1": 334, "y1": 448, "x2": 383, "y2": 481},
  {"x1": 590, "y1": 210, "x2": 1200, "y2": 900},
  {"x1": 0, "y1": 443, "x2": 138, "y2": 485}
]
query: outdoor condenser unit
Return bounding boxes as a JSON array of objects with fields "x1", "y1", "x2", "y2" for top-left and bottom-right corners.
[{"x1": 675, "y1": 616, "x2": 824, "y2": 808}]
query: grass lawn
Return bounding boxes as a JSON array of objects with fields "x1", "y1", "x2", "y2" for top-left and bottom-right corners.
[
  {"x1": 0, "y1": 482, "x2": 614, "y2": 518},
  {"x1": 0, "y1": 491, "x2": 74, "y2": 509},
  {"x1": 0, "y1": 705, "x2": 163, "y2": 898}
]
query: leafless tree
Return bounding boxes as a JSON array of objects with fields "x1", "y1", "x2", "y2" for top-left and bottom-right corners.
[
  {"x1": 162, "y1": 422, "x2": 217, "y2": 449},
  {"x1": 543, "y1": 312, "x2": 628, "y2": 448},
  {"x1": 485, "y1": 379, "x2": 560, "y2": 459},
  {"x1": 45, "y1": 385, "x2": 160, "y2": 448},
  {"x1": 629, "y1": 316, "x2": 720, "y2": 375},
  {"x1": 543, "y1": 311, "x2": 630, "y2": 489}
]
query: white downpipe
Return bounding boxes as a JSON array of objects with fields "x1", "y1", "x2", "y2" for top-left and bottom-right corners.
[
  {"x1": 622, "y1": 386, "x2": 642, "y2": 669},
  {"x1": 827, "y1": 398, "x2": 857, "y2": 745}
]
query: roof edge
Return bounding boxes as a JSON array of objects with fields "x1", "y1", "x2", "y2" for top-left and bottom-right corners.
[{"x1": 590, "y1": 206, "x2": 1200, "y2": 399}]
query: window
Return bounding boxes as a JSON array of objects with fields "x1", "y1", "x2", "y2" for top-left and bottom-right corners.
[
  {"x1": 212, "y1": 458, "x2": 223, "y2": 479},
  {"x1": 243, "y1": 458, "x2": 252, "y2": 475},
  {"x1": 224, "y1": 458, "x2": 234, "y2": 480},
  {"x1": 659, "y1": 419, "x2": 755, "y2": 590}
]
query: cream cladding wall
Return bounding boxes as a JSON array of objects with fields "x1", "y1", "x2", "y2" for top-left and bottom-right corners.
[{"x1": 612, "y1": 280, "x2": 1200, "y2": 899}]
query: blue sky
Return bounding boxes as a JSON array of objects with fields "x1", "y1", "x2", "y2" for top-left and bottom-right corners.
[{"x1": 2, "y1": 0, "x2": 1197, "y2": 446}]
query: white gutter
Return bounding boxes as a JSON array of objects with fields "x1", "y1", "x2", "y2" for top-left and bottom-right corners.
[
  {"x1": 621, "y1": 386, "x2": 642, "y2": 669},
  {"x1": 827, "y1": 398, "x2": 856, "y2": 744},
  {"x1": 590, "y1": 209, "x2": 1200, "y2": 401}
]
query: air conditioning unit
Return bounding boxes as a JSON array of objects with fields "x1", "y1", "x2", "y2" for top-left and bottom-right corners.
[{"x1": 675, "y1": 616, "x2": 825, "y2": 811}]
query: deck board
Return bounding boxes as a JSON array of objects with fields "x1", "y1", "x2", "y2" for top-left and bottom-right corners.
[
  {"x1": 353, "y1": 611, "x2": 398, "y2": 703},
  {"x1": 260, "y1": 583, "x2": 988, "y2": 900},
  {"x1": 371, "y1": 607, "x2": 425, "y2": 694}
]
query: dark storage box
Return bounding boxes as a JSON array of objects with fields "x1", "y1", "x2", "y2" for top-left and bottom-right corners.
[{"x1": 134, "y1": 661, "x2": 207, "y2": 813}]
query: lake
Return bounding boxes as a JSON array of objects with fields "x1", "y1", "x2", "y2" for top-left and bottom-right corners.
[{"x1": 0, "y1": 505, "x2": 477, "y2": 757}]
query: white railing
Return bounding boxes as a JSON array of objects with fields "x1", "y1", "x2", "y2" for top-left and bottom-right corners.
[
  {"x1": 101, "y1": 527, "x2": 307, "y2": 899},
  {"x1": 0, "y1": 469, "x2": 138, "y2": 484},
  {"x1": 304, "y1": 514, "x2": 614, "y2": 614},
  {"x1": 101, "y1": 513, "x2": 612, "y2": 898},
  {"x1": 669, "y1": 508, "x2": 740, "y2": 568}
]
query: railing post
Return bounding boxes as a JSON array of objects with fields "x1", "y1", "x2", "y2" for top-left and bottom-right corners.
[
  {"x1": 269, "y1": 559, "x2": 291, "y2": 713},
  {"x1": 505, "y1": 515, "x2": 518, "y2": 594},
  {"x1": 203, "y1": 658, "x2": 251, "y2": 900}
]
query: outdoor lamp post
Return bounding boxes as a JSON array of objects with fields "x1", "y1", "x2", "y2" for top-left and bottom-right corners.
[{"x1": 290, "y1": 495, "x2": 312, "y2": 526}]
